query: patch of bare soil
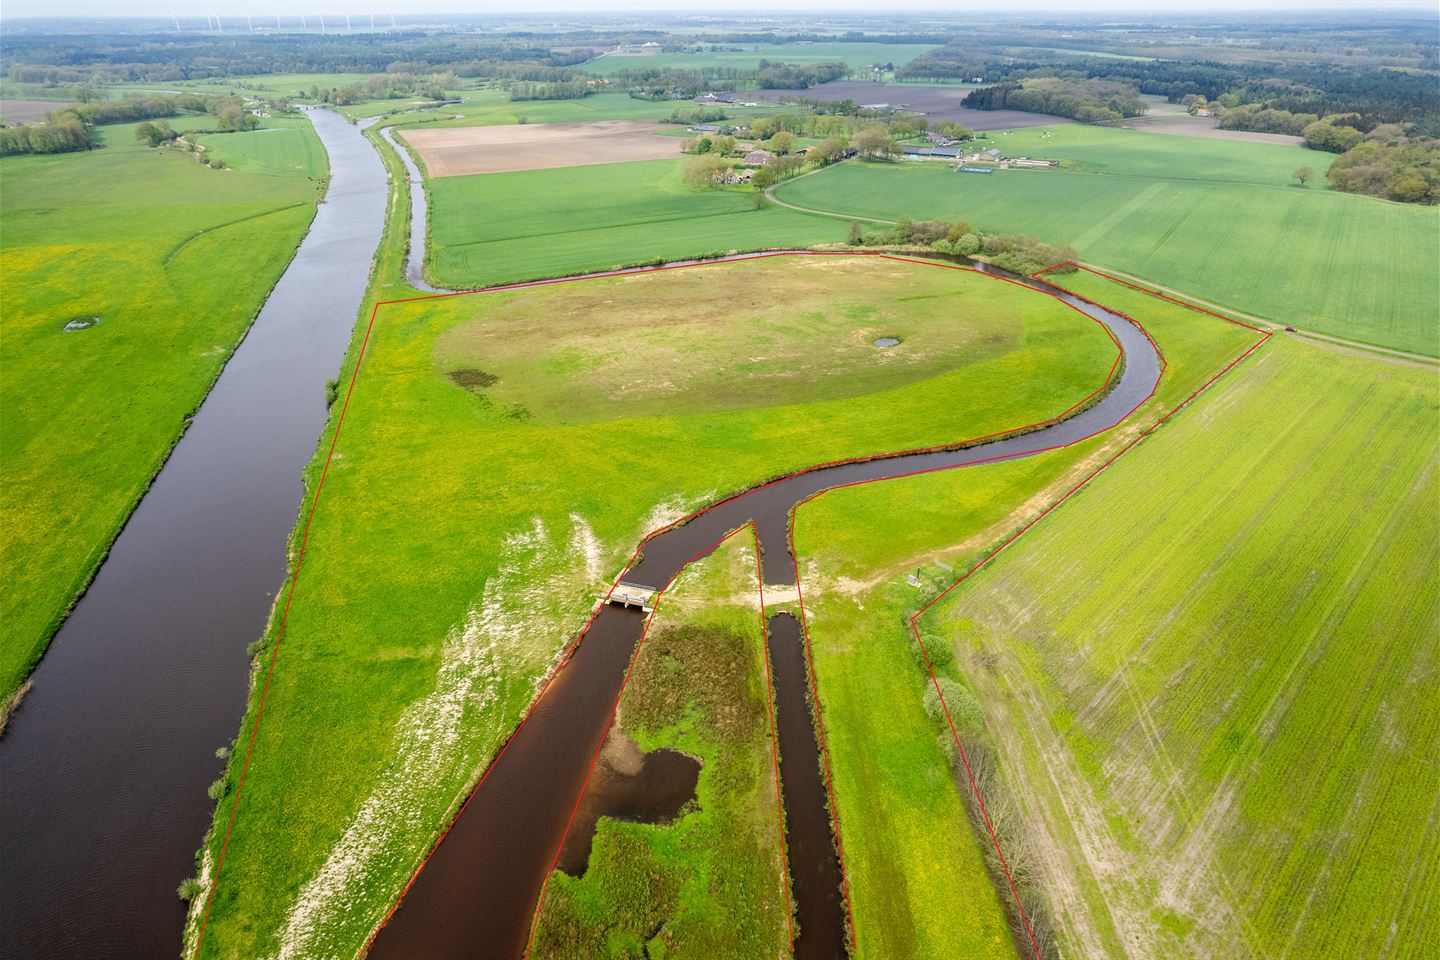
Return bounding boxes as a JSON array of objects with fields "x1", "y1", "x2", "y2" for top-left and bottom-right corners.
[
  {"x1": 0, "y1": 99, "x2": 63, "y2": 122},
  {"x1": 400, "y1": 120, "x2": 682, "y2": 177}
]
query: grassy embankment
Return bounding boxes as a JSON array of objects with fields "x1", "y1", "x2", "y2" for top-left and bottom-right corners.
[
  {"x1": 773, "y1": 124, "x2": 1440, "y2": 355},
  {"x1": 187, "y1": 255, "x2": 1120, "y2": 960},
  {"x1": 789, "y1": 268, "x2": 1268, "y2": 960},
  {"x1": 531, "y1": 532, "x2": 790, "y2": 959},
  {"x1": 0, "y1": 113, "x2": 324, "y2": 709},
  {"x1": 916, "y1": 332, "x2": 1440, "y2": 958}
]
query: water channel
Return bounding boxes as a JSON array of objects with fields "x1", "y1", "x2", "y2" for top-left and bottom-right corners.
[
  {"x1": 0, "y1": 107, "x2": 387, "y2": 959},
  {"x1": 1, "y1": 104, "x2": 1161, "y2": 959},
  {"x1": 368, "y1": 140, "x2": 1163, "y2": 959}
]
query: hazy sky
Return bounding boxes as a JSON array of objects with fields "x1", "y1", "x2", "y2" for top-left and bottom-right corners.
[{"x1": 3, "y1": 0, "x2": 1435, "y2": 18}]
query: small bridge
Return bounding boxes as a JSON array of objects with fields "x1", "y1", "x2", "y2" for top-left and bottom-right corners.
[{"x1": 604, "y1": 581, "x2": 657, "y2": 613}]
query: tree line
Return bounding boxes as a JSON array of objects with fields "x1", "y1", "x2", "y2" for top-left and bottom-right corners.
[
  {"x1": 898, "y1": 35, "x2": 1440, "y2": 133},
  {"x1": 848, "y1": 216, "x2": 1079, "y2": 276},
  {"x1": 962, "y1": 77, "x2": 1147, "y2": 123},
  {"x1": 0, "y1": 92, "x2": 253, "y2": 156}
]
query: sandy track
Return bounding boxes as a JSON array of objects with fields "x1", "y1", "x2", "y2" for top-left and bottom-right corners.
[{"x1": 400, "y1": 120, "x2": 682, "y2": 177}]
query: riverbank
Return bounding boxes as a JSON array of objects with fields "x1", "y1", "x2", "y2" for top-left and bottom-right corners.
[
  {"x1": 185, "y1": 252, "x2": 1120, "y2": 960},
  {"x1": 0, "y1": 112, "x2": 324, "y2": 721},
  {"x1": 0, "y1": 108, "x2": 387, "y2": 960}
]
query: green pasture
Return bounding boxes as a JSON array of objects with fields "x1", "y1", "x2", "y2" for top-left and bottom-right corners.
[
  {"x1": 0, "y1": 115, "x2": 322, "y2": 707},
  {"x1": 427, "y1": 158, "x2": 841, "y2": 288},
  {"x1": 413, "y1": 90, "x2": 781, "y2": 127},
  {"x1": 581, "y1": 42, "x2": 938, "y2": 76},
  {"x1": 188, "y1": 255, "x2": 1119, "y2": 959},
  {"x1": 790, "y1": 268, "x2": 1267, "y2": 960},
  {"x1": 774, "y1": 131, "x2": 1440, "y2": 355},
  {"x1": 920, "y1": 335, "x2": 1439, "y2": 958},
  {"x1": 971, "y1": 123, "x2": 1331, "y2": 185},
  {"x1": 195, "y1": 116, "x2": 328, "y2": 177},
  {"x1": 531, "y1": 534, "x2": 790, "y2": 958}
]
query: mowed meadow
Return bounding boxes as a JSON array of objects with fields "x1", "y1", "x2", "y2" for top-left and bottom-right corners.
[
  {"x1": 790, "y1": 269, "x2": 1268, "y2": 960},
  {"x1": 775, "y1": 126, "x2": 1440, "y2": 355},
  {"x1": 427, "y1": 158, "x2": 840, "y2": 288},
  {"x1": 0, "y1": 115, "x2": 323, "y2": 705},
  {"x1": 912, "y1": 336, "x2": 1439, "y2": 957},
  {"x1": 187, "y1": 255, "x2": 1122, "y2": 959}
]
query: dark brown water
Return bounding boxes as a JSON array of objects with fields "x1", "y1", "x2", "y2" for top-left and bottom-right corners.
[
  {"x1": 0, "y1": 108, "x2": 387, "y2": 960},
  {"x1": 366, "y1": 260, "x2": 1163, "y2": 959},
  {"x1": 368, "y1": 606, "x2": 649, "y2": 960},
  {"x1": 554, "y1": 730, "x2": 700, "y2": 876},
  {"x1": 768, "y1": 612, "x2": 848, "y2": 959}
]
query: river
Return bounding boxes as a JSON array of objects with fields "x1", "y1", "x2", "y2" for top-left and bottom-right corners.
[
  {"x1": 2, "y1": 106, "x2": 1160, "y2": 959},
  {"x1": 0, "y1": 107, "x2": 387, "y2": 959},
  {"x1": 364, "y1": 253, "x2": 1161, "y2": 958}
]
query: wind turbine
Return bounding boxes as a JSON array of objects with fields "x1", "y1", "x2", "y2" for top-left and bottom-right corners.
[
  {"x1": 276, "y1": 14, "x2": 282, "y2": 31},
  {"x1": 214, "y1": 14, "x2": 222, "y2": 34},
  {"x1": 318, "y1": 13, "x2": 326, "y2": 35},
  {"x1": 370, "y1": 11, "x2": 375, "y2": 32},
  {"x1": 301, "y1": 13, "x2": 308, "y2": 31},
  {"x1": 171, "y1": 10, "x2": 181, "y2": 32},
  {"x1": 390, "y1": 11, "x2": 397, "y2": 31},
  {"x1": 345, "y1": 13, "x2": 352, "y2": 33},
  {"x1": 247, "y1": 14, "x2": 254, "y2": 33}
]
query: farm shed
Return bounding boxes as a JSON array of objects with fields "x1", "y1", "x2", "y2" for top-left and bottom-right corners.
[{"x1": 744, "y1": 149, "x2": 774, "y2": 167}]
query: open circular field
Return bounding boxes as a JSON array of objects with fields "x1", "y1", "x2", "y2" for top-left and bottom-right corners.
[{"x1": 433, "y1": 253, "x2": 1108, "y2": 424}]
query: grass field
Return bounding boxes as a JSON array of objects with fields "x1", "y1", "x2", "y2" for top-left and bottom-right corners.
[
  {"x1": 194, "y1": 115, "x2": 328, "y2": 177},
  {"x1": 581, "y1": 42, "x2": 938, "y2": 76},
  {"x1": 0, "y1": 115, "x2": 322, "y2": 709},
  {"x1": 789, "y1": 268, "x2": 1267, "y2": 960},
  {"x1": 400, "y1": 90, "x2": 782, "y2": 127},
  {"x1": 531, "y1": 532, "x2": 790, "y2": 959},
  {"x1": 773, "y1": 128, "x2": 1440, "y2": 355},
  {"x1": 427, "y1": 158, "x2": 841, "y2": 288},
  {"x1": 914, "y1": 335, "x2": 1440, "y2": 958},
  {"x1": 186, "y1": 255, "x2": 1121, "y2": 960}
]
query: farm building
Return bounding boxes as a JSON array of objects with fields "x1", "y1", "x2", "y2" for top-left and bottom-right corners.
[
  {"x1": 901, "y1": 145, "x2": 962, "y2": 159},
  {"x1": 744, "y1": 149, "x2": 774, "y2": 167},
  {"x1": 712, "y1": 167, "x2": 754, "y2": 184}
]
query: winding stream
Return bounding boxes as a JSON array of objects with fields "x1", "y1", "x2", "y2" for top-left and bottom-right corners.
[
  {"x1": 367, "y1": 131, "x2": 1164, "y2": 960},
  {"x1": 0, "y1": 108, "x2": 387, "y2": 959},
  {"x1": 0, "y1": 105, "x2": 1161, "y2": 959}
]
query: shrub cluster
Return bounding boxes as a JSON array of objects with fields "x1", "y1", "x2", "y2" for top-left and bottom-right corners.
[{"x1": 848, "y1": 217, "x2": 1078, "y2": 274}]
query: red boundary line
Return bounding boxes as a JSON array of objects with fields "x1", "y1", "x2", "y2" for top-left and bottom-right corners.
[
  {"x1": 188, "y1": 251, "x2": 1224, "y2": 960},
  {"x1": 515, "y1": 522, "x2": 798, "y2": 957},
  {"x1": 784, "y1": 262, "x2": 1269, "y2": 960}
]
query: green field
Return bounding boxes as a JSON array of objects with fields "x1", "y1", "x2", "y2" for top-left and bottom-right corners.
[
  {"x1": 195, "y1": 115, "x2": 328, "y2": 177},
  {"x1": 914, "y1": 335, "x2": 1439, "y2": 958},
  {"x1": 790, "y1": 269, "x2": 1267, "y2": 960},
  {"x1": 0, "y1": 115, "x2": 322, "y2": 708},
  {"x1": 581, "y1": 42, "x2": 938, "y2": 76},
  {"x1": 427, "y1": 158, "x2": 841, "y2": 288},
  {"x1": 186, "y1": 255, "x2": 1119, "y2": 959},
  {"x1": 774, "y1": 127, "x2": 1440, "y2": 355},
  {"x1": 531, "y1": 532, "x2": 791, "y2": 959}
]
